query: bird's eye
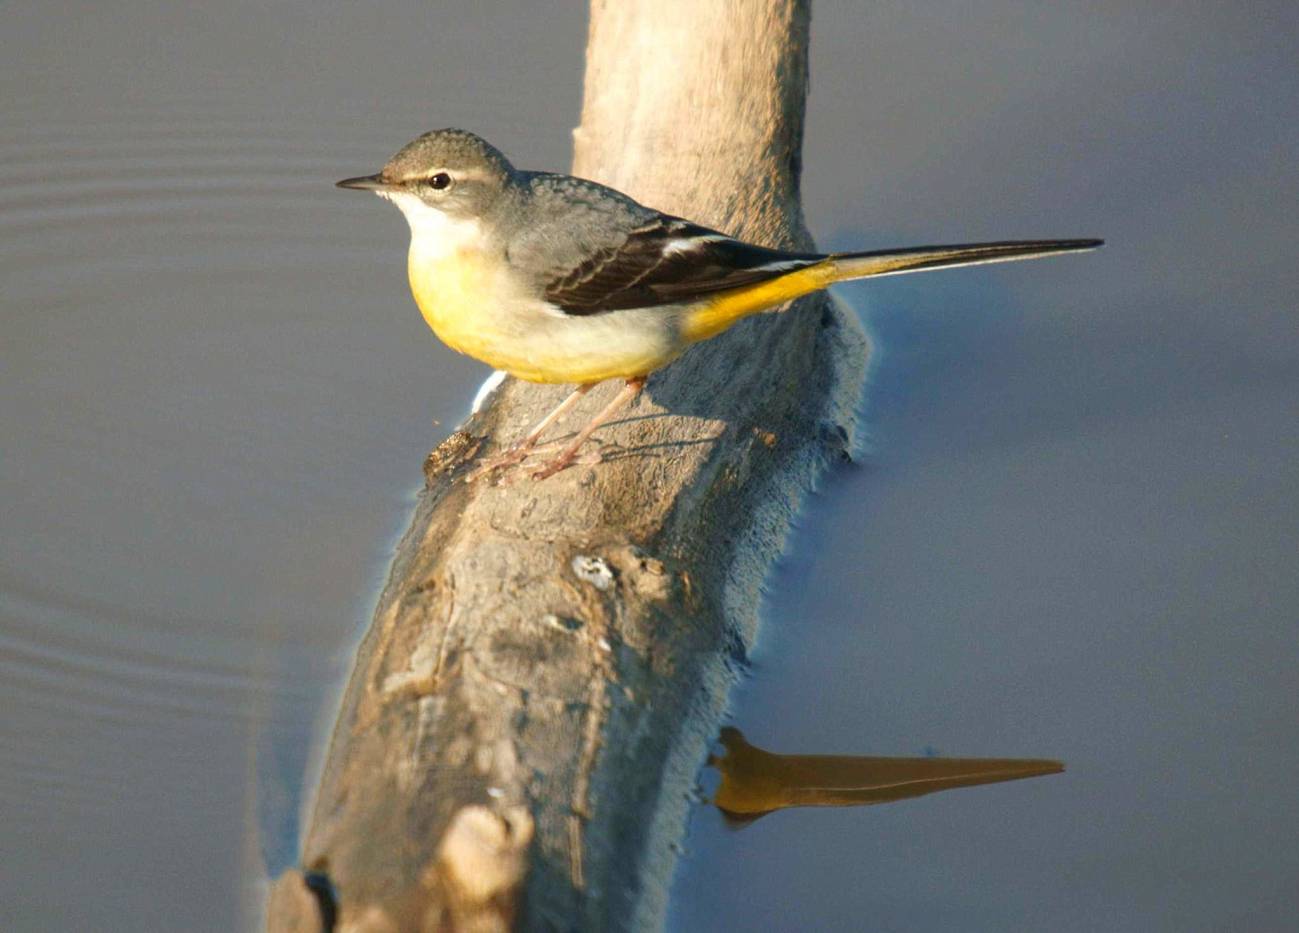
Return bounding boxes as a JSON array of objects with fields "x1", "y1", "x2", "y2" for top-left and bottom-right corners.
[{"x1": 428, "y1": 172, "x2": 452, "y2": 190}]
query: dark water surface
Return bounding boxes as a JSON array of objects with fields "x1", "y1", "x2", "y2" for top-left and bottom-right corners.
[{"x1": 3, "y1": 3, "x2": 1296, "y2": 931}]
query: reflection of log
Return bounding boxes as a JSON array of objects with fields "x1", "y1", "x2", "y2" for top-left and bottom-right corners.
[
  {"x1": 711, "y1": 728, "x2": 1064, "y2": 821},
  {"x1": 266, "y1": 1, "x2": 867, "y2": 929}
]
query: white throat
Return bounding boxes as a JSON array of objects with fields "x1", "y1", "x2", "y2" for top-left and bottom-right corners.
[{"x1": 381, "y1": 190, "x2": 484, "y2": 260}]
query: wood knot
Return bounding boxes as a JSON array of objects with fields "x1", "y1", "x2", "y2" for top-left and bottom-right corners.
[{"x1": 433, "y1": 805, "x2": 535, "y2": 914}]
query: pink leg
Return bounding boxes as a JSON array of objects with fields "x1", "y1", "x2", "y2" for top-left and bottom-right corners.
[
  {"x1": 530, "y1": 377, "x2": 646, "y2": 480},
  {"x1": 520, "y1": 383, "x2": 596, "y2": 446},
  {"x1": 467, "y1": 383, "x2": 596, "y2": 482}
]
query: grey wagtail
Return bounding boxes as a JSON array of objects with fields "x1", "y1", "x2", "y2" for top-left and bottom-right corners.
[{"x1": 338, "y1": 129, "x2": 1101, "y2": 480}]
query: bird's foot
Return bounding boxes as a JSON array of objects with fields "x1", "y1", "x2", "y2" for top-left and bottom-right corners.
[
  {"x1": 466, "y1": 440, "x2": 564, "y2": 483},
  {"x1": 529, "y1": 446, "x2": 605, "y2": 481}
]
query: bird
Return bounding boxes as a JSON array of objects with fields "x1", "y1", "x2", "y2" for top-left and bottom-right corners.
[{"x1": 337, "y1": 129, "x2": 1101, "y2": 480}]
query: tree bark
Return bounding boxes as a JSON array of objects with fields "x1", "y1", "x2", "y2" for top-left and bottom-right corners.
[{"x1": 267, "y1": 2, "x2": 867, "y2": 930}]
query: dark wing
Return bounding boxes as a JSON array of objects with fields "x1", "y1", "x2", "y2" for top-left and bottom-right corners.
[{"x1": 542, "y1": 216, "x2": 825, "y2": 315}]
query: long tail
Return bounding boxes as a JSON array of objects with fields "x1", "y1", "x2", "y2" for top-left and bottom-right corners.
[
  {"x1": 829, "y1": 238, "x2": 1103, "y2": 281},
  {"x1": 681, "y1": 238, "x2": 1102, "y2": 342}
]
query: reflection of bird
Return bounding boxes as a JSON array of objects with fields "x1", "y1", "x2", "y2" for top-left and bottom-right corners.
[{"x1": 339, "y1": 129, "x2": 1101, "y2": 479}]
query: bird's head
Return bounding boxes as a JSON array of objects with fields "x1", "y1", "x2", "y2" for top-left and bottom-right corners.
[{"x1": 337, "y1": 128, "x2": 517, "y2": 231}]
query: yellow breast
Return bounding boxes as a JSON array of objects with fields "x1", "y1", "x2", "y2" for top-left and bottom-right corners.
[
  {"x1": 406, "y1": 241, "x2": 681, "y2": 385},
  {"x1": 407, "y1": 245, "x2": 503, "y2": 361}
]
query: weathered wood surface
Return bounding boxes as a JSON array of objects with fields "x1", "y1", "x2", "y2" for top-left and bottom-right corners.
[{"x1": 267, "y1": 1, "x2": 867, "y2": 930}]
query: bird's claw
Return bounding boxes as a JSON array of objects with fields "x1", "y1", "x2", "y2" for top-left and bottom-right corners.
[
  {"x1": 529, "y1": 446, "x2": 603, "y2": 481},
  {"x1": 467, "y1": 440, "x2": 598, "y2": 483},
  {"x1": 466, "y1": 441, "x2": 555, "y2": 483}
]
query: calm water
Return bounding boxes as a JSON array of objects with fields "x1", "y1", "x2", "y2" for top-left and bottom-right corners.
[{"x1": 3, "y1": 3, "x2": 1296, "y2": 931}]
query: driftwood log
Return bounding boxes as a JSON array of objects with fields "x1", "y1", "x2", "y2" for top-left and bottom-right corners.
[{"x1": 267, "y1": 1, "x2": 867, "y2": 929}]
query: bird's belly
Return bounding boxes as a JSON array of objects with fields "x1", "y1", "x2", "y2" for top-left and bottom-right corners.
[{"x1": 408, "y1": 252, "x2": 682, "y2": 384}]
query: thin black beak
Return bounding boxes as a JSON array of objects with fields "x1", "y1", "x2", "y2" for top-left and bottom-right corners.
[{"x1": 335, "y1": 173, "x2": 389, "y2": 191}]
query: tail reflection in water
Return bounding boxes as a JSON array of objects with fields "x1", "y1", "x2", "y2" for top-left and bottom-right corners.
[{"x1": 710, "y1": 727, "x2": 1063, "y2": 823}]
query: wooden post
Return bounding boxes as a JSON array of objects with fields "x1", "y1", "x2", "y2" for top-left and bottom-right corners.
[{"x1": 266, "y1": 2, "x2": 867, "y2": 929}]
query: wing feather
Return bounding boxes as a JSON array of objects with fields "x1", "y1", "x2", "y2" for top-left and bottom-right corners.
[{"x1": 542, "y1": 216, "x2": 823, "y2": 315}]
